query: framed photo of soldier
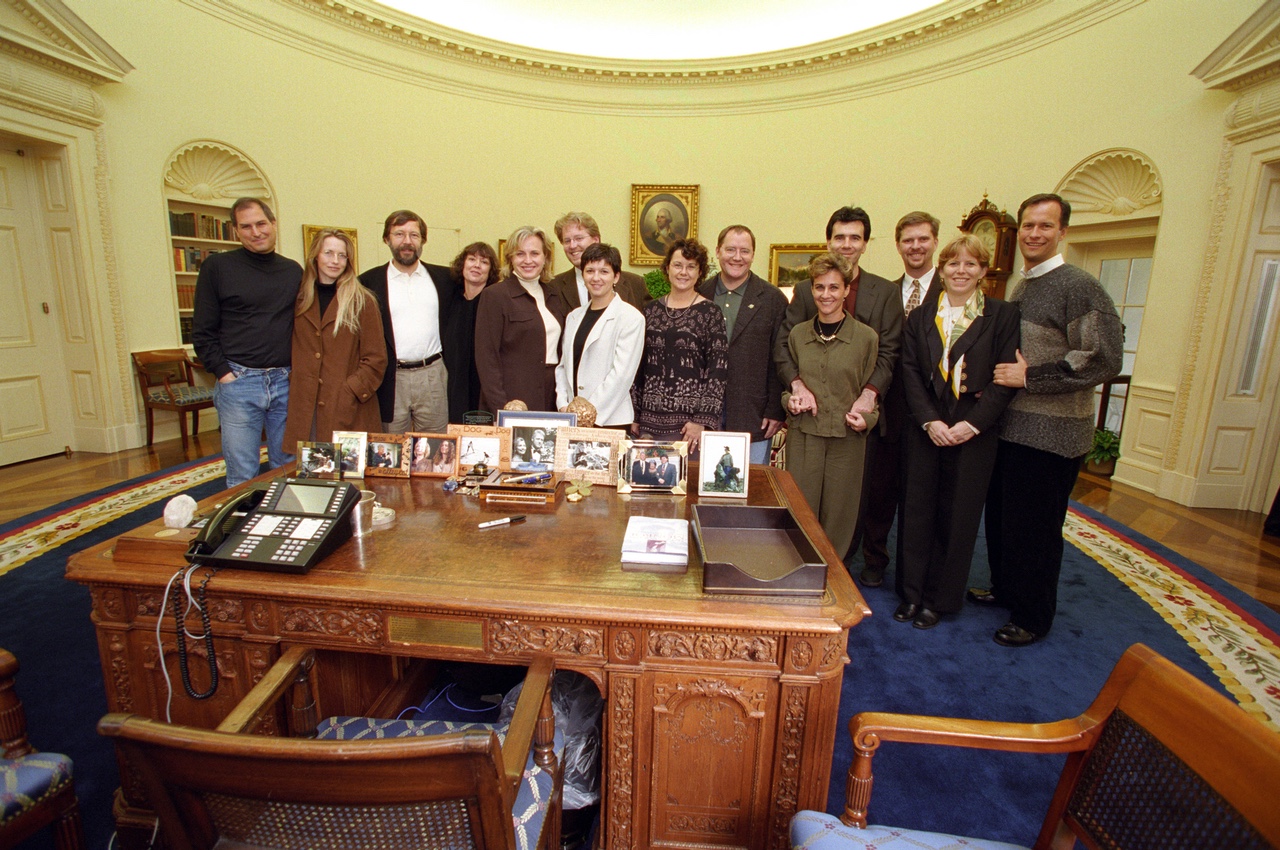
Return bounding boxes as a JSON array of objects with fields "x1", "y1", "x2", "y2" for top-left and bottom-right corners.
[
  {"x1": 630, "y1": 184, "x2": 699, "y2": 266},
  {"x1": 697, "y1": 431, "x2": 750, "y2": 499}
]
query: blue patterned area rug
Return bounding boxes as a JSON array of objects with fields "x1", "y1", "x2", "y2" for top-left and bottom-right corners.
[{"x1": 834, "y1": 502, "x2": 1280, "y2": 844}]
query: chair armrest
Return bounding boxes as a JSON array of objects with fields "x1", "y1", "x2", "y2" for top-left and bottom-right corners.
[
  {"x1": 0, "y1": 647, "x2": 34, "y2": 758},
  {"x1": 217, "y1": 646, "x2": 317, "y2": 735},
  {"x1": 841, "y1": 711, "x2": 1100, "y2": 828},
  {"x1": 501, "y1": 656, "x2": 556, "y2": 788}
]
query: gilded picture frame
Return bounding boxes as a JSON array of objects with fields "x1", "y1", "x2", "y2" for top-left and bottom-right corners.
[
  {"x1": 617, "y1": 439, "x2": 688, "y2": 495},
  {"x1": 630, "y1": 184, "x2": 699, "y2": 266},
  {"x1": 768, "y1": 243, "x2": 826, "y2": 288}
]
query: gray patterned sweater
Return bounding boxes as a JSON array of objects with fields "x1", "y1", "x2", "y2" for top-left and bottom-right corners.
[{"x1": 1000, "y1": 263, "x2": 1124, "y2": 458}]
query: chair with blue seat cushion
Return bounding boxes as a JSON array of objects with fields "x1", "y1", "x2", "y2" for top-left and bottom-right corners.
[
  {"x1": 0, "y1": 647, "x2": 86, "y2": 850},
  {"x1": 132, "y1": 348, "x2": 214, "y2": 451},
  {"x1": 100, "y1": 647, "x2": 562, "y2": 850},
  {"x1": 791, "y1": 644, "x2": 1280, "y2": 850}
]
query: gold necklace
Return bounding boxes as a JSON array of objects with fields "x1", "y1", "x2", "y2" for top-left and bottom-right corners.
[{"x1": 814, "y1": 315, "x2": 845, "y2": 343}]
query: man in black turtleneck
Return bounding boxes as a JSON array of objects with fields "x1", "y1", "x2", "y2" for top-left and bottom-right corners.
[{"x1": 192, "y1": 197, "x2": 302, "y2": 488}]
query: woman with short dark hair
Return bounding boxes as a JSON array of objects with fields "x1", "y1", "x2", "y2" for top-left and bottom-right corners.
[{"x1": 447, "y1": 241, "x2": 500, "y2": 419}]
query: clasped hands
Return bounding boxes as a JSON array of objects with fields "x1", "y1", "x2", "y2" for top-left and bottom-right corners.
[
  {"x1": 925, "y1": 420, "x2": 976, "y2": 447},
  {"x1": 787, "y1": 380, "x2": 873, "y2": 433}
]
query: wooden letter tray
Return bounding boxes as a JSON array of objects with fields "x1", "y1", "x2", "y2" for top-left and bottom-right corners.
[
  {"x1": 478, "y1": 470, "x2": 564, "y2": 512},
  {"x1": 692, "y1": 505, "x2": 827, "y2": 597}
]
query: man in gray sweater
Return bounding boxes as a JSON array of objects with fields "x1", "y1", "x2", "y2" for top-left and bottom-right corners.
[{"x1": 971, "y1": 193, "x2": 1124, "y2": 647}]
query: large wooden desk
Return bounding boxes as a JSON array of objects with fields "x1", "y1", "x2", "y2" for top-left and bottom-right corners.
[{"x1": 68, "y1": 465, "x2": 868, "y2": 850}]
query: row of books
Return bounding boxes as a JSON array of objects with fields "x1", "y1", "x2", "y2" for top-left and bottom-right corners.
[
  {"x1": 173, "y1": 246, "x2": 219, "y2": 273},
  {"x1": 176, "y1": 284, "x2": 195, "y2": 310},
  {"x1": 179, "y1": 315, "x2": 193, "y2": 344},
  {"x1": 169, "y1": 210, "x2": 235, "y2": 241}
]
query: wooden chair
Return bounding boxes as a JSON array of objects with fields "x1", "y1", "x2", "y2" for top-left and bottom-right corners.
[
  {"x1": 100, "y1": 648, "x2": 562, "y2": 850},
  {"x1": 131, "y1": 348, "x2": 214, "y2": 451},
  {"x1": 791, "y1": 643, "x2": 1280, "y2": 849},
  {"x1": 0, "y1": 647, "x2": 86, "y2": 850}
]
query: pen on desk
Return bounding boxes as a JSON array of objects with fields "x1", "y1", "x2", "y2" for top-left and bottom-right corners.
[
  {"x1": 505, "y1": 472, "x2": 551, "y2": 484},
  {"x1": 478, "y1": 515, "x2": 527, "y2": 529}
]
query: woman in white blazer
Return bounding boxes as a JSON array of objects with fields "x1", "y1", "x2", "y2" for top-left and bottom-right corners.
[{"x1": 555, "y1": 243, "x2": 646, "y2": 427}]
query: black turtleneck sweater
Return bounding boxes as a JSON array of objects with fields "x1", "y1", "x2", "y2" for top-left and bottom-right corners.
[{"x1": 192, "y1": 247, "x2": 302, "y2": 379}]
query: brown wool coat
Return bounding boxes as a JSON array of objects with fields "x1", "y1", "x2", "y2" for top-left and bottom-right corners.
[{"x1": 283, "y1": 290, "x2": 387, "y2": 448}]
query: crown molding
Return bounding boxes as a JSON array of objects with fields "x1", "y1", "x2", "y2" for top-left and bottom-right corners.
[
  {"x1": 184, "y1": 0, "x2": 1142, "y2": 116},
  {"x1": 1194, "y1": 0, "x2": 1280, "y2": 92}
]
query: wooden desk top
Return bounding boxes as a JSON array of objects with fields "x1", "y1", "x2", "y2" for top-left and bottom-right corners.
[{"x1": 67, "y1": 465, "x2": 868, "y2": 636}]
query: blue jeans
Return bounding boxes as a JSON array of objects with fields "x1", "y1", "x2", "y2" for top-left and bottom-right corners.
[{"x1": 213, "y1": 362, "x2": 293, "y2": 487}]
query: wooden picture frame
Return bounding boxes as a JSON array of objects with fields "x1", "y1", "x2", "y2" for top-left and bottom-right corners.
[
  {"x1": 618, "y1": 439, "x2": 688, "y2": 494},
  {"x1": 407, "y1": 432, "x2": 459, "y2": 478},
  {"x1": 698, "y1": 431, "x2": 751, "y2": 499},
  {"x1": 331, "y1": 431, "x2": 368, "y2": 479},
  {"x1": 769, "y1": 243, "x2": 826, "y2": 288},
  {"x1": 630, "y1": 184, "x2": 699, "y2": 266},
  {"x1": 364, "y1": 433, "x2": 410, "y2": 478},
  {"x1": 448, "y1": 423, "x2": 513, "y2": 472},
  {"x1": 295, "y1": 441, "x2": 341, "y2": 480},
  {"x1": 302, "y1": 225, "x2": 358, "y2": 271},
  {"x1": 496, "y1": 410, "x2": 577, "y2": 470},
  {"x1": 554, "y1": 426, "x2": 625, "y2": 486}
]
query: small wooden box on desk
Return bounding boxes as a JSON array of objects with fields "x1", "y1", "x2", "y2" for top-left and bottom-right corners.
[{"x1": 69, "y1": 464, "x2": 868, "y2": 850}]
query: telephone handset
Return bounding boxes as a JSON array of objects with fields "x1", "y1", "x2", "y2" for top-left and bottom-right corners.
[{"x1": 186, "y1": 484, "x2": 269, "y2": 559}]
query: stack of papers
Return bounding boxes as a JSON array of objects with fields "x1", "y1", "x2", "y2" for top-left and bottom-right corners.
[{"x1": 621, "y1": 516, "x2": 689, "y2": 571}]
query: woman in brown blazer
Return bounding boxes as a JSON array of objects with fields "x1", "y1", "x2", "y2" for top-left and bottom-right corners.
[
  {"x1": 474, "y1": 226, "x2": 567, "y2": 412},
  {"x1": 283, "y1": 230, "x2": 387, "y2": 449}
]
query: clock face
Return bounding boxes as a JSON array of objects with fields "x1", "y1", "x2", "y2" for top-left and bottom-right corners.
[{"x1": 973, "y1": 218, "x2": 998, "y2": 261}]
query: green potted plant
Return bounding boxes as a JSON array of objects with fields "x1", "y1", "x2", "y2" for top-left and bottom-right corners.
[
  {"x1": 1086, "y1": 427, "x2": 1120, "y2": 476},
  {"x1": 643, "y1": 270, "x2": 670, "y2": 300}
]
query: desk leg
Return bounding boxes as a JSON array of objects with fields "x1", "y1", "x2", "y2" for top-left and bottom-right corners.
[{"x1": 605, "y1": 673, "x2": 638, "y2": 850}]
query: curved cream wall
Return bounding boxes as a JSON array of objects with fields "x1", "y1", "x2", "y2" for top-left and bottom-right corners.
[{"x1": 67, "y1": 0, "x2": 1256, "y2": 490}]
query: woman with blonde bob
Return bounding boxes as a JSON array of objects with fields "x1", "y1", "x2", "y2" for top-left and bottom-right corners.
[
  {"x1": 474, "y1": 226, "x2": 567, "y2": 412},
  {"x1": 895, "y1": 234, "x2": 1020, "y2": 630},
  {"x1": 283, "y1": 229, "x2": 387, "y2": 447}
]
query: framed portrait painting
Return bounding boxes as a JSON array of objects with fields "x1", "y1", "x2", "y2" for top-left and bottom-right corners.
[
  {"x1": 302, "y1": 225, "x2": 358, "y2": 270},
  {"x1": 554, "y1": 426, "x2": 625, "y2": 486},
  {"x1": 618, "y1": 439, "x2": 688, "y2": 495},
  {"x1": 364, "y1": 433, "x2": 410, "y2": 478},
  {"x1": 769, "y1": 243, "x2": 826, "y2": 288},
  {"x1": 697, "y1": 431, "x2": 750, "y2": 499},
  {"x1": 496, "y1": 410, "x2": 577, "y2": 471},
  {"x1": 630, "y1": 184, "x2": 699, "y2": 266},
  {"x1": 406, "y1": 433, "x2": 460, "y2": 478}
]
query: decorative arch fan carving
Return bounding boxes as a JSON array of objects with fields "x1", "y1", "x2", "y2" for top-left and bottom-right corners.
[
  {"x1": 163, "y1": 141, "x2": 272, "y2": 204},
  {"x1": 1056, "y1": 149, "x2": 1162, "y2": 217}
]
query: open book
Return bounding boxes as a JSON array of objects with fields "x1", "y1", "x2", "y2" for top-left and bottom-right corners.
[{"x1": 621, "y1": 516, "x2": 689, "y2": 571}]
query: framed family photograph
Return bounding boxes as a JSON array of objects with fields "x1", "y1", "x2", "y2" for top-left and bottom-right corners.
[
  {"x1": 302, "y1": 225, "x2": 358, "y2": 270},
  {"x1": 630, "y1": 184, "x2": 699, "y2": 266},
  {"x1": 698, "y1": 431, "x2": 750, "y2": 499},
  {"x1": 364, "y1": 433, "x2": 410, "y2": 478},
  {"x1": 448, "y1": 423, "x2": 513, "y2": 472},
  {"x1": 407, "y1": 432, "x2": 460, "y2": 478},
  {"x1": 618, "y1": 439, "x2": 688, "y2": 495},
  {"x1": 331, "y1": 431, "x2": 368, "y2": 478},
  {"x1": 295, "y1": 441, "x2": 341, "y2": 480},
  {"x1": 554, "y1": 426, "x2": 625, "y2": 486},
  {"x1": 496, "y1": 410, "x2": 577, "y2": 470},
  {"x1": 769, "y1": 243, "x2": 826, "y2": 288}
]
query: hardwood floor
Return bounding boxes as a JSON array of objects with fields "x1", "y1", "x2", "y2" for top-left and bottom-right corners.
[{"x1": 3, "y1": 437, "x2": 1278, "y2": 614}]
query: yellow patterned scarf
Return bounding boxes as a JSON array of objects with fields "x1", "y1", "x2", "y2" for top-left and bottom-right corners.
[{"x1": 935, "y1": 289, "x2": 985, "y2": 397}]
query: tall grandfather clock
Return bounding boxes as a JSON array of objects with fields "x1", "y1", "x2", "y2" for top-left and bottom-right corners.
[{"x1": 958, "y1": 195, "x2": 1017, "y2": 299}]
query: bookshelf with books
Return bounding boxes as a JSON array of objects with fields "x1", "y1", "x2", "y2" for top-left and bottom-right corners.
[{"x1": 167, "y1": 199, "x2": 240, "y2": 344}]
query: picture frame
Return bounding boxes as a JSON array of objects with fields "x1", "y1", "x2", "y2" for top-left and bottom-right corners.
[
  {"x1": 331, "y1": 431, "x2": 368, "y2": 478},
  {"x1": 363, "y1": 433, "x2": 410, "y2": 478},
  {"x1": 496, "y1": 410, "x2": 577, "y2": 471},
  {"x1": 697, "y1": 431, "x2": 751, "y2": 499},
  {"x1": 295, "y1": 441, "x2": 341, "y2": 480},
  {"x1": 302, "y1": 225, "x2": 358, "y2": 271},
  {"x1": 406, "y1": 432, "x2": 460, "y2": 478},
  {"x1": 448, "y1": 423, "x2": 513, "y2": 472},
  {"x1": 554, "y1": 426, "x2": 625, "y2": 486},
  {"x1": 617, "y1": 439, "x2": 688, "y2": 495},
  {"x1": 769, "y1": 243, "x2": 826, "y2": 287},
  {"x1": 630, "y1": 184, "x2": 699, "y2": 266}
]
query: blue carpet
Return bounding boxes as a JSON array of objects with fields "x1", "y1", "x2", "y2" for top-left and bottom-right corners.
[
  {"x1": 0, "y1": 456, "x2": 249, "y2": 850},
  {"x1": 833, "y1": 507, "x2": 1280, "y2": 844}
]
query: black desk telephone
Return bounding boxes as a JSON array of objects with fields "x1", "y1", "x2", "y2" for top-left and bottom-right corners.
[{"x1": 186, "y1": 477, "x2": 360, "y2": 574}]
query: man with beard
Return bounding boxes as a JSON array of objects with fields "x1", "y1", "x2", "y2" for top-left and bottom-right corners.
[{"x1": 360, "y1": 210, "x2": 457, "y2": 432}]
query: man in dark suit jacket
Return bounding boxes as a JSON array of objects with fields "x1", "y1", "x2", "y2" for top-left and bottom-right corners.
[
  {"x1": 696, "y1": 225, "x2": 788, "y2": 464},
  {"x1": 551, "y1": 211, "x2": 650, "y2": 310},
  {"x1": 358, "y1": 210, "x2": 459, "y2": 432},
  {"x1": 775, "y1": 206, "x2": 905, "y2": 568},
  {"x1": 859, "y1": 212, "x2": 943, "y2": 591}
]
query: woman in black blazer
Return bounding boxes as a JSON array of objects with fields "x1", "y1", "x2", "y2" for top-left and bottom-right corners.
[{"x1": 896, "y1": 235, "x2": 1020, "y2": 630}]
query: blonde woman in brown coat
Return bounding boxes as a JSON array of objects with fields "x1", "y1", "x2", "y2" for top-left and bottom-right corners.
[{"x1": 283, "y1": 230, "x2": 387, "y2": 450}]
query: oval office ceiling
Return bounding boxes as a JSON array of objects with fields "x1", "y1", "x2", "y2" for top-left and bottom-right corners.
[{"x1": 378, "y1": 0, "x2": 946, "y2": 60}]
